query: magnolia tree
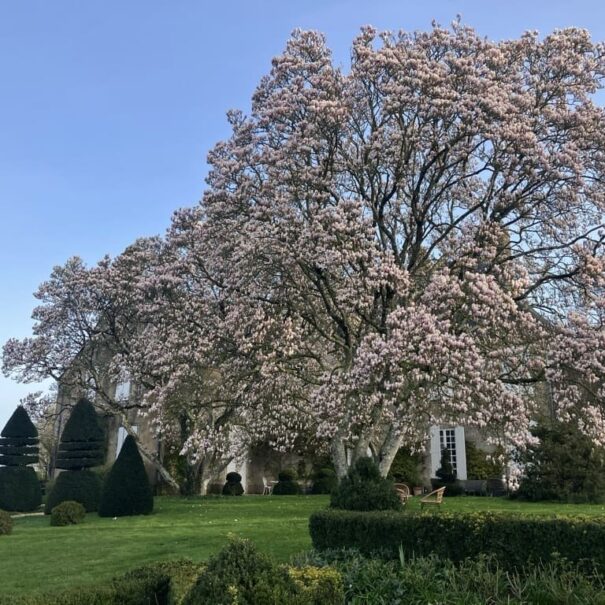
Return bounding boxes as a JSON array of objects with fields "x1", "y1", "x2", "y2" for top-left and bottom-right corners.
[
  {"x1": 190, "y1": 23, "x2": 605, "y2": 477},
  {"x1": 5, "y1": 23, "x2": 605, "y2": 481}
]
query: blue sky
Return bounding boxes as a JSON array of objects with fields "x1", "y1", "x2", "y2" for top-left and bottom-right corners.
[{"x1": 2, "y1": 0, "x2": 605, "y2": 429}]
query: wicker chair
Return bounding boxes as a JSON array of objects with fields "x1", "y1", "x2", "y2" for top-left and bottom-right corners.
[
  {"x1": 420, "y1": 486, "x2": 445, "y2": 508},
  {"x1": 394, "y1": 483, "x2": 412, "y2": 505}
]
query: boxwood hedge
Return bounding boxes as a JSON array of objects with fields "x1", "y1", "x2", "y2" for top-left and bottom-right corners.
[{"x1": 309, "y1": 509, "x2": 605, "y2": 571}]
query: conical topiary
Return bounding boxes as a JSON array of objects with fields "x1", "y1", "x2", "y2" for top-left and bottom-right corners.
[
  {"x1": 99, "y1": 435, "x2": 153, "y2": 517},
  {"x1": 45, "y1": 398, "x2": 105, "y2": 513},
  {"x1": 0, "y1": 406, "x2": 42, "y2": 511}
]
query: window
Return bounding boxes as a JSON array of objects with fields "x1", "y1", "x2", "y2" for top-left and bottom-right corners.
[
  {"x1": 116, "y1": 425, "x2": 137, "y2": 457},
  {"x1": 115, "y1": 380, "x2": 131, "y2": 402},
  {"x1": 439, "y1": 428, "x2": 458, "y2": 472}
]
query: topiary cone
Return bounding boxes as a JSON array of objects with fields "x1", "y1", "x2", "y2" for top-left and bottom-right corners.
[{"x1": 99, "y1": 435, "x2": 153, "y2": 517}]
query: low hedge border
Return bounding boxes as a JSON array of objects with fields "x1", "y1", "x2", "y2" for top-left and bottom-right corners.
[{"x1": 309, "y1": 509, "x2": 605, "y2": 571}]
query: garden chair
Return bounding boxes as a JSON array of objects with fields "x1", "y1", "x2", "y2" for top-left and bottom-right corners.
[
  {"x1": 420, "y1": 486, "x2": 445, "y2": 508},
  {"x1": 262, "y1": 477, "x2": 273, "y2": 495},
  {"x1": 394, "y1": 483, "x2": 411, "y2": 505}
]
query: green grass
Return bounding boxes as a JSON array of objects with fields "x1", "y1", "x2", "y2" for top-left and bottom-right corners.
[{"x1": 1, "y1": 494, "x2": 605, "y2": 596}]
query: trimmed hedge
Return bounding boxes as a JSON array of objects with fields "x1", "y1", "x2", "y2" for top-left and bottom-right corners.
[
  {"x1": 50, "y1": 501, "x2": 86, "y2": 526},
  {"x1": 0, "y1": 565, "x2": 171, "y2": 605},
  {"x1": 45, "y1": 470, "x2": 102, "y2": 514},
  {"x1": 55, "y1": 399, "x2": 105, "y2": 471},
  {"x1": 0, "y1": 466, "x2": 42, "y2": 512},
  {"x1": 222, "y1": 471, "x2": 244, "y2": 496},
  {"x1": 99, "y1": 435, "x2": 153, "y2": 517},
  {"x1": 273, "y1": 468, "x2": 301, "y2": 495},
  {"x1": 309, "y1": 509, "x2": 605, "y2": 571},
  {"x1": 311, "y1": 468, "x2": 338, "y2": 495},
  {"x1": 0, "y1": 509, "x2": 13, "y2": 535}
]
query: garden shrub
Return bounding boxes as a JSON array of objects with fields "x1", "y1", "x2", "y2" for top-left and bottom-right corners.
[
  {"x1": 387, "y1": 447, "x2": 423, "y2": 487},
  {"x1": 0, "y1": 467, "x2": 42, "y2": 512},
  {"x1": 0, "y1": 406, "x2": 42, "y2": 511},
  {"x1": 517, "y1": 421, "x2": 605, "y2": 503},
  {"x1": 430, "y1": 448, "x2": 464, "y2": 495},
  {"x1": 0, "y1": 509, "x2": 13, "y2": 535},
  {"x1": 222, "y1": 471, "x2": 244, "y2": 496},
  {"x1": 45, "y1": 470, "x2": 102, "y2": 514},
  {"x1": 99, "y1": 435, "x2": 153, "y2": 517},
  {"x1": 330, "y1": 457, "x2": 401, "y2": 512},
  {"x1": 46, "y1": 399, "x2": 105, "y2": 513},
  {"x1": 296, "y1": 549, "x2": 605, "y2": 605},
  {"x1": 311, "y1": 467, "x2": 338, "y2": 495},
  {"x1": 273, "y1": 468, "x2": 301, "y2": 495},
  {"x1": 50, "y1": 500, "x2": 86, "y2": 526},
  {"x1": 183, "y1": 537, "x2": 342, "y2": 605},
  {"x1": 309, "y1": 509, "x2": 605, "y2": 571}
]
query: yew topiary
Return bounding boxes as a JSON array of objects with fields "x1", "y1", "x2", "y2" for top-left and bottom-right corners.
[
  {"x1": 0, "y1": 406, "x2": 42, "y2": 511},
  {"x1": 99, "y1": 435, "x2": 153, "y2": 517},
  {"x1": 46, "y1": 398, "x2": 105, "y2": 513}
]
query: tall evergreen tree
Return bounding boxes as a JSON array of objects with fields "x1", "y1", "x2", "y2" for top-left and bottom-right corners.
[
  {"x1": 0, "y1": 406, "x2": 42, "y2": 511},
  {"x1": 46, "y1": 398, "x2": 106, "y2": 513},
  {"x1": 99, "y1": 435, "x2": 153, "y2": 517}
]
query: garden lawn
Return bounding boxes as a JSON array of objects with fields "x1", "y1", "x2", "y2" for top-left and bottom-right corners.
[{"x1": 2, "y1": 494, "x2": 605, "y2": 596}]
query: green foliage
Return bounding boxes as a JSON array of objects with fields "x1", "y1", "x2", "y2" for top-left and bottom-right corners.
[
  {"x1": 387, "y1": 447, "x2": 423, "y2": 487},
  {"x1": 45, "y1": 470, "x2": 102, "y2": 514},
  {"x1": 0, "y1": 406, "x2": 39, "y2": 467},
  {"x1": 182, "y1": 537, "x2": 342, "y2": 605},
  {"x1": 0, "y1": 408, "x2": 38, "y2": 469},
  {"x1": 297, "y1": 549, "x2": 605, "y2": 605},
  {"x1": 311, "y1": 467, "x2": 338, "y2": 495},
  {"x1": 330, "y1": 457, "x2": 402, "y2": 512},
  {"x1": 465, "y1": 441, "x2": 504, "y2": 480},
  {"x1": 50, "y1": 501, "x2": 86, "y2": 526},
  {"x1": 517, "y1": 421, "x2": 605, "y2": 503},
  {"x1": 0, "y1": 565, "x2": 171, "y2": 605},
  {"x1": 310, "y1": 509, "x2": 605, "y2": 571},
  {"x1": 273, "y1": 468, "x2": 301, "y2": 495},
  {"x1": 99, "y1": 435, "x2": 153, "y2": 517},
  {"x1": 222, "y1": 472, "x2": 244, "y2": 496},
  {"x1": 0, "y1": 509, "x2": 13, "y2": 535},
  {"x1": 435, "y1": 448, "x2": 456, "y2": 482},
  {"x1": 55, "y1": 399, "x2": 105, "y2": 471},
  {"x1": 0, "y1": 466, "x2": 42, "y2": 511}
]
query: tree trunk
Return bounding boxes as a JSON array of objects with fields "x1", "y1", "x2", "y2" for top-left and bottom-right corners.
[
  {"x1": 120, "y1": 419, "x2": 180, "y2": 491},
  {"x1": 331, "y1": 434, "x2": 349, "y2": 479},
  {"x1": 377, "y1": 426, "x2": 403, "y2": 477}
]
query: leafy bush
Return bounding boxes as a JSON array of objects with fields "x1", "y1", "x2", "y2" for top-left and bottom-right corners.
[
  {"x1": 0, "y1": 466, "x2": 42, "y2": 512},
  {"x1": 297, "y1": 549, "x2": 605, "y2": 605},
  {"x1": 517, "y1": 421, "x2": 605, "y2": 503},
  {"x1": 387, "y1": 447, "x2": 423, "y2": 487},
  {"x1": 99, "y1": 435, "x2": 153, "y2": 517},
  {"x1": 45, "y1": 470, "x2": 102, "y2": 514},
  {"x1": 0, "y1": 509, "x2": 13, "y2": 536},
  {"x1": 309, "y1": 509, "x2": 605, "y2": 571},
  {"x1": 50, "y1": 501, "x2": 86, "y2": 527},
  {"x1": 330, "y1": 457, "x2": 402, "y2": 512},
  {"x1": 311, "y1": 467, "x2": 338, "y2": 495},
  {"x1": 431, "y1": 448, "x2": 464, "y2": 495},
  {"x1": 182, "y1": 537, "x2": 342, "y2": 605},
  {"x1": 222, "y1": 471, "x2": 244, "y2": 496},
  {"x1": 273, "y1": 468, "x2": 301, "y2": 495},
  {"x1": 0, "y1": 564, "x2": 171, "y2": 604},
  {"x1": 465, "y1": 440, "x2": 503, "y2": 480}
]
